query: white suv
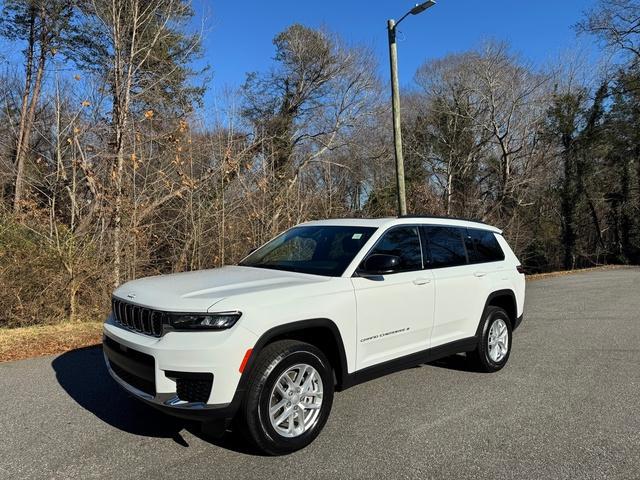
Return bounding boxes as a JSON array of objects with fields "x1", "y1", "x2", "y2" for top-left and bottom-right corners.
[{"x1": 103, "y1": 217, "x2": 525, "y2": 454}]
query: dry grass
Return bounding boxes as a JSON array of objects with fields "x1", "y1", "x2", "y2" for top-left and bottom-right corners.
[
  {"x1": 0, "y1": 321, "x2": 102, "y2": 363},
  {"x1": 525, "y1": 264, "x2": 629, "y2": 282}
]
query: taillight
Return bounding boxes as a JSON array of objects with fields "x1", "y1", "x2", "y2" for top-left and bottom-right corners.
[{"x1": 516, "y1": 265, "x2": 525, "y2": 274}]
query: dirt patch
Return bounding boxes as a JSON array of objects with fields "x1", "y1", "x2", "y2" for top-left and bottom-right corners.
[{"x1": 0, "y1": 322, "x2": 102, "y2": 363}]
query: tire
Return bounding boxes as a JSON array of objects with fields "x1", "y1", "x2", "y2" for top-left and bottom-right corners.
[
  {"x1": 235, "y1": 339, "x2": 334, "y2": 455},
  {"x1": 468, "y1": 306, "x2": 512, "y2": 372}
]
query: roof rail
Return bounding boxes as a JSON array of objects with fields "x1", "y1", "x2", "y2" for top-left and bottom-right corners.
[{"x1": 398, "y1": 214, "x2": 490, "y2": 226}]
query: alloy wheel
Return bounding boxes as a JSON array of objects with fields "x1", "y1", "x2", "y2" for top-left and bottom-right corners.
[
  {"x1": 268, "y1": 363, "x2": 324, "y2": 438},
  {"x1": 488, "y1": 318, "x2": 509, "y2": 362}
]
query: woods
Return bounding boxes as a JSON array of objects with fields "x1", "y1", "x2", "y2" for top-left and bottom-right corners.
[{"x1": 0, "y1": 0, "x2": 639, "y2": 327}]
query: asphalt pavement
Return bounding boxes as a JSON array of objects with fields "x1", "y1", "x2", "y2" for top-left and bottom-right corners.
[{"x1": 1, "y1": 268, "x2": 639, "y2": 479}]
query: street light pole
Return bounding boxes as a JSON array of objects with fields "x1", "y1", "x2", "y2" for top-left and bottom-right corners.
[
  {"x1": 387, "y1": 1, "x2": 436, "y2": 217},
  {"x1": 387, "y1": 18, "x2": 407, "y2": 216}
]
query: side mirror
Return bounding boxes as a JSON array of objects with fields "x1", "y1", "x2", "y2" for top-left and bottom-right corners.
[{"x1": 360, "y1": 254, "x2": 401, "y2": 275}]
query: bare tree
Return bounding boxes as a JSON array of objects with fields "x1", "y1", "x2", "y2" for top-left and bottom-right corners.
[
  {"x1": 0, "y1": 0, "x2": 76, "y2": 212},
  {"x1": 77, "y1": 0, "x2": 203, "y2": 286},
  {"x1": 413, "y1": 53, "x2": 489, "y2": 216},
  {"x1": 241, "y1": 24, "x2": 380, "y2": 234},
  {"x1": 467, "y1": 43, "x2": 550, "y2": 221},
  {"x1": 578, "y1": 0, "x2": 640, "y2": 66},
  {"x1": 411, "y1": 43, "x2": 550, "y2": 224}
]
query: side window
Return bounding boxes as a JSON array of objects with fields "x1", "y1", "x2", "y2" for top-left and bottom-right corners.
[
  {"x1": 367, "y1": 226, "x2": 423, "y2": 272},
  {"x1": 466, "y1": 229, "x2": 505, "y2": 263},
  {"x1": 423, "y1": 226, "x2": 468, "y2": 268}
]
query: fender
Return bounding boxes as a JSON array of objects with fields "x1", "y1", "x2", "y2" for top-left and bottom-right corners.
[
  {"x1": 237, "y1": 318, "x2": 350, "y2": 393},
  {"x1": 475, "y1": 289, "x2": 518, "y2": 337}
]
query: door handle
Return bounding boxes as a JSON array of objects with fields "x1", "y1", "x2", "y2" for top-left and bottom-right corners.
[
  {"x1": 413, "y1": 278, "x2": 432, "y2": 285},
  {"x1": 474, "y1": 271, "x2": 487, "y2": 278}
]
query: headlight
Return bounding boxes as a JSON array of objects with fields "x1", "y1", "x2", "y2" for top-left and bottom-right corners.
[{"x1": 169, "y1": 311, "x2": 241, "y2": 330}]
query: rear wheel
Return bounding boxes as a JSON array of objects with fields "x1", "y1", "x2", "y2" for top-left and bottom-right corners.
[
  {"x1": 469, "y1": 306, "x2": 512, "y2": 372},
  {"x1": 235, "y1": 340, "x2": 334, "y2": 455}
]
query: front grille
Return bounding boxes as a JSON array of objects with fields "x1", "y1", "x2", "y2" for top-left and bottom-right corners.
[
  {"x1": 167, "y1": 371, "x2": 214, "y2": 403},
  {"x1": 112, "y1": 298, "x2": 165, "y2": 337}
]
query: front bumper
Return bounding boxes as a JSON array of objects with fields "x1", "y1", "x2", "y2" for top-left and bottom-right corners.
[
  {"x1": 104, "y1": 349, "x2": 235, "y2": 421},
  {"x1": 103, "y1": 315, "x2": 258, "y2": 421}
]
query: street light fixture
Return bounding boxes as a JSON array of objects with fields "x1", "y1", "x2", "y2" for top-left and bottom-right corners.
[
  {"x1": 410, "y1": 1, "x2": 436, "y2": 16},
  {"x1": 387, "y1": 1, "x2": 436, "y2": 216}
]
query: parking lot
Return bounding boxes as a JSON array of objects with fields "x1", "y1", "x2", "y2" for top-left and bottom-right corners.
[{"x1": 1, "y1": 268, "x2": 639, "y2": 479}]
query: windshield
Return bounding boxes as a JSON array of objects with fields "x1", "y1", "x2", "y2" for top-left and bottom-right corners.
[{"x1": 239, "y1": 225, "x2": 377, "y2": 276}]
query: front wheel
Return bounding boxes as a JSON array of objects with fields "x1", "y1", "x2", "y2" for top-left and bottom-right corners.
[
  {"x1": 468, "y1": 306, "x2": 513, "y2": 372},
  {"x1": 235, "y1": 340, "x2": 334, "y2": 455}
]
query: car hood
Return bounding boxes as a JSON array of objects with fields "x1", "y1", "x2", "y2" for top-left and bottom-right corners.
[{"x1": 112, "y1": 265, "x2": 330, "y2": 312}]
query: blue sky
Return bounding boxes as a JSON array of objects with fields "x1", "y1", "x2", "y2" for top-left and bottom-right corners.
[
  {"x1": 0, "y1": 0, "x2": 600, "y2": 111},
  {"x1": 198, "y1": 0, "x2": 599, "y2": 102}
]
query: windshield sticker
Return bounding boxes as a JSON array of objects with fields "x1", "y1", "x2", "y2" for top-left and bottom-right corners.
[{"x1": 352, "y1": 233, "x2": 363, "y2": 239}]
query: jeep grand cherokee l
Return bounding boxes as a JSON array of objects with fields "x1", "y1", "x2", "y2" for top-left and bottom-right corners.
[{"x1": 103, "y1": 217, "x2": 525, "y2": 454}]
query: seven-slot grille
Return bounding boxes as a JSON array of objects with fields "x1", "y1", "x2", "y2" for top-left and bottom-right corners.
[{"x1": 112, "y1": 298, "x2": 164, "y2": 337}]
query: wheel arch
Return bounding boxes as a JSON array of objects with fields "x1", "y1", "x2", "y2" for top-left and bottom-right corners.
[
  {"x1": 476, "y1": 289, "x2": 517, "y2": 336},
  {"x1": 239, "y1": 318, "x2": 350, "y2": 392}
]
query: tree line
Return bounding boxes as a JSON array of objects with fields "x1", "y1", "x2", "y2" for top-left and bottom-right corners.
[{"x1": 0, "y1": 0, "x2": 638, "y2": 327}]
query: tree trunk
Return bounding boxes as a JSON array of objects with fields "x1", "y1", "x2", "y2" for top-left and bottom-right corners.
[
  {"x1": 15, "y1": 34, "x2": 47, "y2": 209},
  {"x1": 110, "y1": 0, "x2": 138, "y2": 288},
  {"x1": 112, "y1": 124, "x2": 125, "y2": 288},
  {"x1": 446, "y1": 152, "x2": 453, "y2": 215},
  {"x1": 446, "y1": 171, "x2": 453, "y2": 215},
  {"x1": 69, "y1": 278, "x2": 79, "y2": 322},
  {"x1": 501, "y1": 151, "x2": 510, "y2": 201},
  {"x1": 619, "y1": 156, "x2": 632, "y2": 261},
  {"x1": 561, "y1": 150, "x2": 576, "y2": 270},
  {"x1": 586, "y1": 194, "x2": 605, "y2": 250},
  {"x1": 13, "y1": 7, "x2": 36, "y2": 213}
]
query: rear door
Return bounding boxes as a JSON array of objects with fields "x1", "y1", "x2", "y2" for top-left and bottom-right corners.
[
  {"x1": 422, "y1": 225, "x2": 490, "y2": 347},
  {"x1": 465, "y1": 227, "x2": 507, "y2": 293},
  {"x1": 352, "y1": 226, "x2": 435, "y2": 369}
]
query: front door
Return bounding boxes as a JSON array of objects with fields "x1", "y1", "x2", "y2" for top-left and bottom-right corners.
[{"x1": 351, "y1": 226, "x2": 435, "y2": 370}]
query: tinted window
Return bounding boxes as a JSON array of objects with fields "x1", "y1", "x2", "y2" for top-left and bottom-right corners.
[
  {"x1": 367, "y1": 226, "x2": 423, "y2": 272},
  {"x1": 423, "y1": 226, "x2": 468, "y2": 268},
  {"x1": 465, "y1": 229, "x2": 505, "y2": 263},
  {"x1": 240, "y1": 226, "x2": 376, "y2": 276}
]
